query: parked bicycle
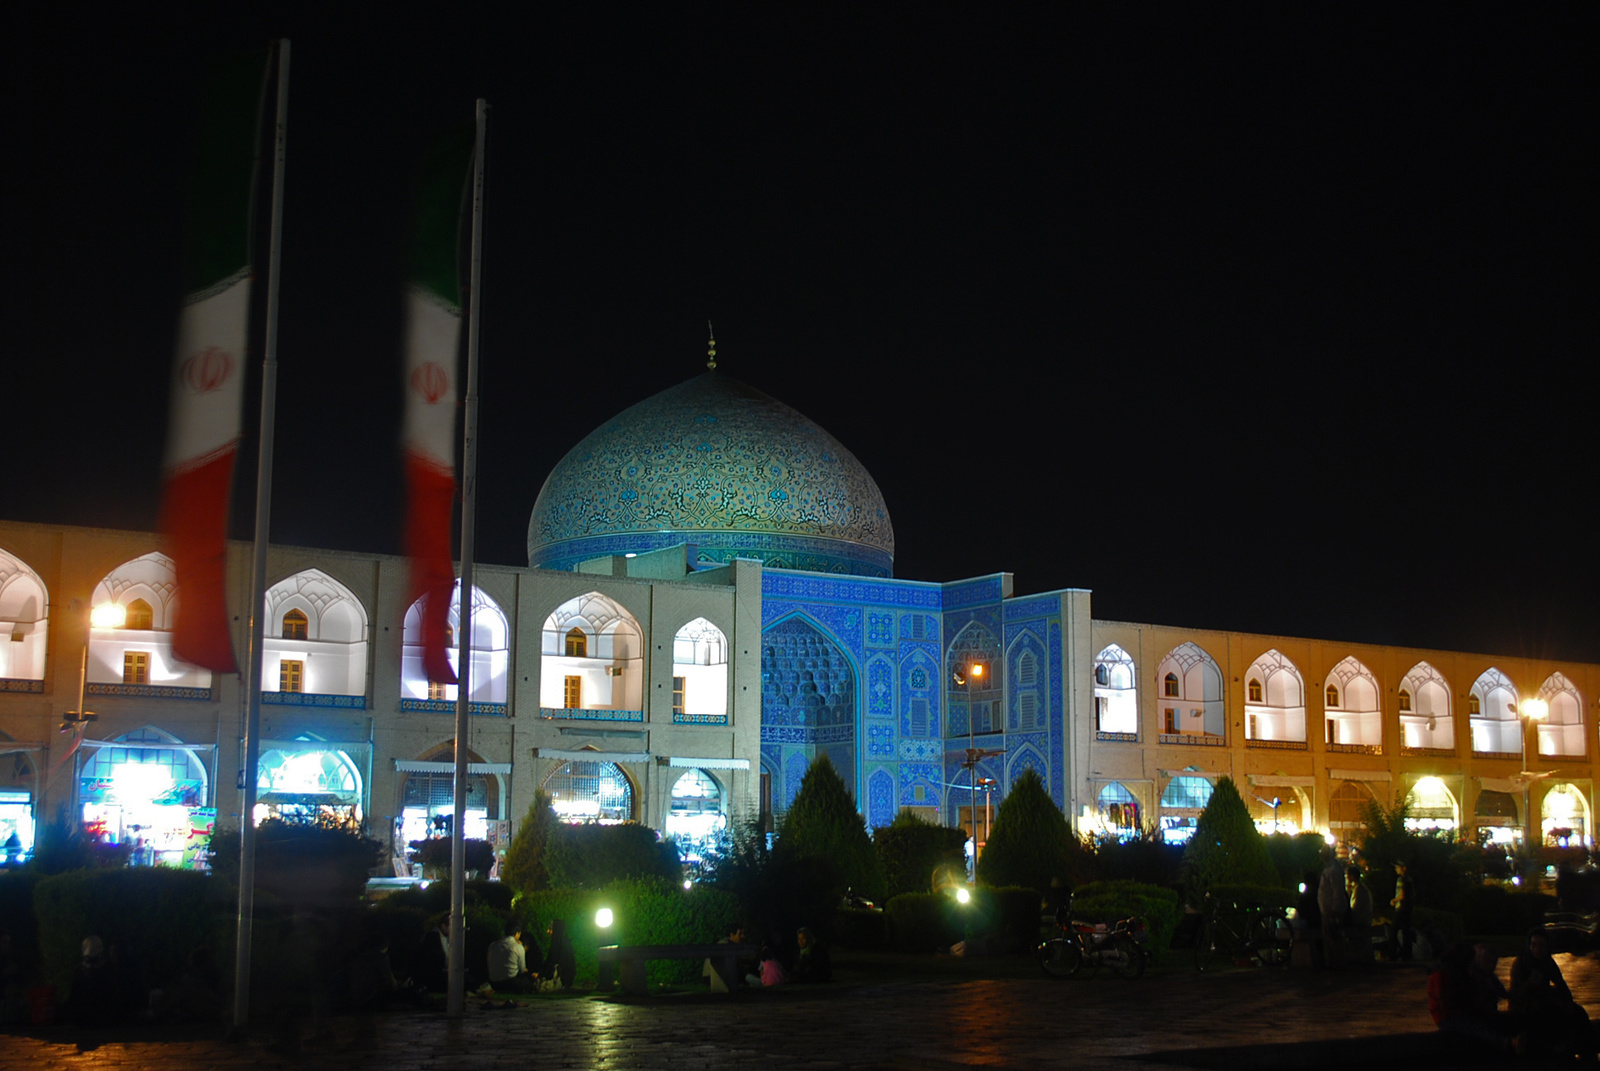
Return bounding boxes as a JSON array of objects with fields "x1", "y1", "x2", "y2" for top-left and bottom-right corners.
[
  {"x1": 1193, "y1": 892, "x2": 1291, "y2": 971},
  {"x1": 1039, "y1": 908, "x2": 1149, "y2": 979}
]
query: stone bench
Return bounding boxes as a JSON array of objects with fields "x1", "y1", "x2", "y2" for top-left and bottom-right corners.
[{"x1": 596, "y1": 943, "x2": 751, "y2": 995}]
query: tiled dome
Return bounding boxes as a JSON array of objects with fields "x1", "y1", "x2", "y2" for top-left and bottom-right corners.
[{"x1": 527, "y1": 372, "x2": 894, "y2": 575}]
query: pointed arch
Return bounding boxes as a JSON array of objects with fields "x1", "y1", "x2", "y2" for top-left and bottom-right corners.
[
  {"x1": 1243, "y1": 648, "x2": 1306, "y2": 744},
  {"x1": 88, "y1": 552, "x2": 211, "y2": 691},
  {"x1": 1469, "y1": 667, "x2": 1521, "y2": 756},
  {"x1": 1093, "y1": 643, "x2": 1138, "y2": 736},
  {"x1": 401, "y1": 582, "x2": 511, "y2": 704},
  {"x1": 540, "y1": 592, "x2": 644, "y2": 714},
  {"x1": 1153, "y1": 642, "x2": 1224, "y2": 739},
  {"x1": 1324, "y1": 656, "x2": 1381, "y2": 749},
  {"x1": 0, "y1": 547, "x2": 49, "y2": 683},
  {"x1": 1537, "y1": 672, "x2": 1585, "y2": 758},
  {"x1": 1399, "y1": 661, "x2": 1454, "y2": 751},
  {"x1": 947, "y1": 621, "x2": 1001, "y2": 737},
  {"x1": 262, "y1": 569, "x2": 370, "y2": 698}
]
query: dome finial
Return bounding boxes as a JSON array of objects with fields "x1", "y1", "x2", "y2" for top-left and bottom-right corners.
[{"x1": 706, "y1": 319, "x2": 717, "y2": 370}]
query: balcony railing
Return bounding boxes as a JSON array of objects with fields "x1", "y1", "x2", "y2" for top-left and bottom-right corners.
[
  {"x1": 262, "y1": 691, "x2": 366, "y2": 709},
  {"x1": 1400, "y1": 745, "x2": 1456, "y2": 758},
  {"x1": 1326, "y1": 742, "x2": 1383, "y2": 755},
  {"x1": 1471, "y1": 750, "x2": 1521, "y2": 761},
  {"x1": 1247, "y1": 738, "x2": 1308, "y2": 751},
  {"x1": 1, "y1": 678, "x2": 44, "y2": 694},
  {"x1": 86, "y1": 682, "x2": 213, "y2": 701},
  {"x1": 673, "y1": 712, "x2": 729, "y2": 725},
  {"x1": 540, "y1": 707, "x2": 644, "y2": 722},
  {"x1": 1159, "y1": 732, "x2": 1225, "y2": 747},
  {"x1": 1096, "y1": 731, "x2": 1138, "y2": 743},
  {"x1": 399, "y1": 698, "x2": 508, "y2": 716}
]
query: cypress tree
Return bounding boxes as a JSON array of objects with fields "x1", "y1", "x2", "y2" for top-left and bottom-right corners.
[
  {"x1": 503, "y1": 789, "x2": 557, "y2": 894},
  {"x1": 976, "y1": 768, "x2": 1072, "y2": 893},
  {"x1": 1180, "y1": 776, "x2": 1279, "y2": 898},
  {"x1": 775, "y1": 754, "x2": 885, "y2": 900}
]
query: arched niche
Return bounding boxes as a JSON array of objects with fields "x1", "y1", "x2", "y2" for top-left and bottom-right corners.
[
  {"x1": 1095, "y1": 780, "x2": 1142, "y2": 839},
  {"x1": 1093, "y1": 644, "x2": 1137, "y2": 735},
  {"x1": 946, "y1": 621, "x2": 1002, "y2": 736},
  {"x1": 0, "y1": 548, "x2": 48, "y2": 683},
  {"x1": 1469, "y1": 668, "x2": 1521, "y2": 756},
  {"x1": 262, "y1": 569, "x2": 370, "y2": 698},
  {"x1": 79, "y1": 726, "x2": 210, "y2": 864},
  {"x1": 1472, "y1": 788, "x2": 1521, "y2": 847},
  {"x1": 401, "y1": 582, "x2": 509, "y2": 703},
  {"x1": 87, "y1": 553, "x2": 211, "y2": 690},
  {"x1": 1399, "y1": 661, "x2": 1454, "y2": 750},
  {"x1": 1153, "y1": 642, "x2": 1224, "y2": 739},
  {"x1": 1537, "y1": 672, "x2": 1585, "y2": 758},
  {"x1": 665, "y1": 768, "x2": 726, "y2": 852},
  {"x1": 541, "y1": 759, "x2": 635, "y2": 823},
  {"x1": 1540, "y1": 782, "x2": 1590, "y2": 847},
  {"x1": 1158, "y1": 771, "x2": 1213, "y2": 843},
  {"x1": 257, "y1": 734, "x2": 364, "y2": 826},
  {"x1": 1323, "y1": 656, "x2": 1381, "y2": 748},
  {"x1": 1328, "y1": 779, "x2": 1380, "y2": 843},
  {"x1": 1243, "y1": 648, "x2": 1306, "y2": 743},
  {"x1": 540, "y1": 592, "x2": 644, "y2": 714},
  {"x1": 672, "y1": 617, "x2": 729, "y2": 721},
  {"x1": 398, "y1": 744, "x2": 503, "y2": 850},
  {"x1": 760, "y1": 615, "x2": 858, "y2": 805},
  {"x1": 1404, "y1": 776, "x2": 1459, "y2": 833}
]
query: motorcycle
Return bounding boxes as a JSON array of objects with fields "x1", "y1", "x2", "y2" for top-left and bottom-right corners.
[{"x1": 1039, "y1": 912, "x2": 1149, "y2": 979}]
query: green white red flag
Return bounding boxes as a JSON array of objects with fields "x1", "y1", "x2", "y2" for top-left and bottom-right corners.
[
  {"x1": 159, "y1": 50, "x2": 271, "y2": 674},
  {"x1": 403, "y1": 127, "x2": 474, "y2": 685}
]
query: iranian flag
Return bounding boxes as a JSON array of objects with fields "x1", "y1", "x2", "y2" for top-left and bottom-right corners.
[
  {"x1": 402, "y1": 128, "x2": 473, "y2": 686},
  {"x1": 159, "y1": 52, "x2": 271, "y2": 674}
]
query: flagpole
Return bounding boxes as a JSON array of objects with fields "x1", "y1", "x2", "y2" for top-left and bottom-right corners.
[
  {"x1": 447, "y1": 97, "x2": 487, "y2": 1018},
  {"x1": 232, "y1": 37, "x2": 289, "y2": 1035}
]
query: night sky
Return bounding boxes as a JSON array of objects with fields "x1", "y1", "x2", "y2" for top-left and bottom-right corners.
[{"x1": 6, "y1": 7, "x2": 1595, "y2": 661}]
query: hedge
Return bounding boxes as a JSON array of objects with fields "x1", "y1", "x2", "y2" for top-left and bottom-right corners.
[
  {"x1": 1461, "y1": 886, "x2": 1556, "y2": 937},
  {"x1": 885, "y1": 893, "x2": 960, "y2": 953},
  {"x1": 33, "y1": 868, "x2": 217, "y2": 995},
  {"x1": 1072, "y1": 880, "x2": 1182, "y2": 963}
]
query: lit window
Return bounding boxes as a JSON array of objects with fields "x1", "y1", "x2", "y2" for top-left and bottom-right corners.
[
  {"x1": 1468, "y1": 695, "x2": 1481, "y2": 715},
  {"x1": 1247, "y1": 678, "x2": 1263, "y2": 703},
  {"x1": 428, "y1": 681, "x2": 448, "y2": 701},
  {"x1": 1095, "y1": 664, "x2": 1109, "y2": 686},
  {"x1": 1164, "y1": 708, "x2": 1177, "y2": 734},
  {"x1": 564, "y1": 675, "x2": 581, "y2": 708},
  {"x1": 565, "y1": 628, "x2": 587, "y2": 658},
  {"x1": 1326, "y1": 684, "x2": 1340, "y2": 708},
  {"x1": 123, "y1": 651, "x2": 149, "y2": 685},
  {"x1": 282, "y1": 609, "x2": 308, "y2": 640},
  {"x1": 1248, "y1": 713, "x2": 1259, "y2": 738},
  {"x1": 1398, "y1": 688, "x2": 1412, "y2": 712},
  {"x1": 1163, "y1": 673, "x2": 1179, "y2": 698},
  {"x1": 124, "y1": 599, "x2": 154, "y2": 630},
  {"x1": 672, "y1": 676, "x2": 686, "y2": 714},
  {"x1": 280, "y1": 659, "x2": 304, "y2": 693}
]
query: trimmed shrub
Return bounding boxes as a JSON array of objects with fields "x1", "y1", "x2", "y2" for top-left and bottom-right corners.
[
  {"x1": 209, "y1": 820, "x2": 383, "y2": 910},
  {"x1": 985, "y1": 885, "x2": 1044, "y2": 952},
  {"x1": 1181, "y1": 777, "x2": 1278, "y2": 901},
  {"x1": 409, "y1": 838, "x2": 495, "y2": 877},
  {"x1": 835, "y1": 906, "x2": 887, "y2": 950},
  {"x1": 1412, "y1": 906, "x2": 1465, "y2": 952},
  {"x1": 1073, "y1": 880, "x2": 1182, "y2": 963},
  {"x1": 503, "y1": 790, "x2": 556, "y2": 893},
  {"x1": 544, "y1": 823, "x2": 680, "y2": 890},
  {"x1": 874, "y1": 813, "x2": 966, "y2": 900},
  {"x1": 977, "y1": 769, "x2": 1073, "y2": 894},
  {"x1": 33, "y1": 868, "x2": 215, "y2": 994},
  {"x1": 1461, "y1": 886, "x2": 1556, "y2": 937},
  {"x1": 516, "y1": 878, "x2": 738, "y2": 986},
  {"x1": 1087, "y1": 832, "x2": 1181, "y2": 887},
  {"x1": 1263, "y1": 832, "x2": 1327, "y2": 890},
  {"x1": 777, "y1": 755, "x2": 885, "y2": 901},
  {"x1": 0, "y1": 870, "x2": 42, "y2": 974},
  {"x1": 885, "y1": 892, "x2": 961, "y2": 953}
]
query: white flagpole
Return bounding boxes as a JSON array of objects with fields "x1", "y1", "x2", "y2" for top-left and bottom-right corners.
[
  {"x1": 447, "y1": 97, "x2": 487, "y2": 1018},
  {"x1": 232, "y1": 37, "x2": 289, "y2": 1035}
]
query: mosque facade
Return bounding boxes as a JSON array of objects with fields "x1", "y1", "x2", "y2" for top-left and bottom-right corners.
[{"x1": 2, "y1": 370, "x2": 1596, "y2": 868}]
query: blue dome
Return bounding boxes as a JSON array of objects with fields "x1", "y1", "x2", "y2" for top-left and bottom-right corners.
[{"x1": 527, "y1": 372, "x2": 894, "y2": 575}]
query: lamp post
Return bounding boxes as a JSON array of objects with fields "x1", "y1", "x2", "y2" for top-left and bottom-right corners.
[{"x1": 1515, "y1": 698, "x2": 1550, "y2": 848}]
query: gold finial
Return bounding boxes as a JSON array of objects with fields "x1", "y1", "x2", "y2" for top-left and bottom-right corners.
[{"x1": 706, "y1": 319, "x2": 717, "y2": 370}]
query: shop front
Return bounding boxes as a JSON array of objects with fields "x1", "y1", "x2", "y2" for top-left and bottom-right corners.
[
  {"x1": 78, "y1": 729, "x2": 213, "y2": 868},
  {"x1": 255, "y1": 739, "x2": 367, "y2": 828}
]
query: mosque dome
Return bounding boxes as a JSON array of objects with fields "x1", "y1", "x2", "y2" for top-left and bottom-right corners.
[{"x1": 527, "y1": 371, "x2": 894, "y2": 576}]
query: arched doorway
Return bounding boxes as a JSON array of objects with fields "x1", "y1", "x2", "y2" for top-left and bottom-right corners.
[
  {"x1": 1158, "y1": 773, "x2": 1213, "y2": 844},
  {"x1": 665, "y1": 768, "x2": 726, "y2": 862},
  {"x1": 1404, "y1": 777, "x2": 1458, "y2": 833},
  {"x1": 542, "y1": 760, "x2": 635, "y2": 823},
  {"x1": 1096, "y1": 781, "x2": 1141, "y2": 839},
  {"x1": 1328, "y1": 780, "x2": 1378, "y2": 844},
  {"x1": 256, "y1": 738, "x2": 364, "y2": 827},
  {"x1": 1473, "y1": 789, "x2": 1521, "y2": 846},
  {"x1": 79, "y1": 727, "x2": 211, "y2": 868},
  {"x1": 1541, "y1": 783, "x2": 1590, "y2": 847}
]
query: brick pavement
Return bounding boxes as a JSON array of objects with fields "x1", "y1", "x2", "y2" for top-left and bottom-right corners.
[{"x1": 4, "y1": 953, "x2": 1597, "y2": 1071}]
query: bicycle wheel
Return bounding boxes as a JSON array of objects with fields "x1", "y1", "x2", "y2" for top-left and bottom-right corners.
[
  {"x1": 1110, "y1": 934, "x2": 1146, "y2": 979},
  {"x1": 1251, "y1": 912, "x2": 1291, "y2": 968},
  {"x1": 1040, "y1": 937, "x2": 1082, "y2": 978},
  {"x1": 1193, "y1": 918, "x2": 1219, "y2": 972}
]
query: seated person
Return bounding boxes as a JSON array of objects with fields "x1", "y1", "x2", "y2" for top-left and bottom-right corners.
[
  {"x1": 487, "y1": 927, "x2": 539, "y2": 993},
  {"x1": 791, "y1": 926, "x2": 832, "y2": 984}
]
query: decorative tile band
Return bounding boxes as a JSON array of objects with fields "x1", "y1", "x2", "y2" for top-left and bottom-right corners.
[
  {"x1": 1471, "y1": 750, "x2": 1521, "y2": 761},
  {"x1": 540, "y1": 707, "x2": 644, "y2": 723},
  {"x1": 760, "y1": 723, "x2": 854, "y2": 745},
  {"x1": 1, "y1": 678, "x2": 45, "y2": 694},
  {"x1": 672, "y1": 712, "x2": 729, "y2": 725},
  {"x1": 262, "y1": 691, "x2": 367, "y2": 709},
  {"x1": 1326, "y1": 742, "x2": 1382, "y2": 755},
  {"x1": 1158, "y1": 732, "x2": 1225, "y2": 747},
  {"x1": 1095, "y1": 731, "x2": 1138, "y2": 743},
  {"x1": 1400, "y1": 746, "x2": 1457, "y2": 758},
  {"x1": 1247, "y1": 739, "x2": 1309, "y2": 751},
  {"x1": 86, "y1": 683, "x2": 213, "y2": 701},
  {"x1": 399, "y1": 699, "x2": 509, "y2": 717}
]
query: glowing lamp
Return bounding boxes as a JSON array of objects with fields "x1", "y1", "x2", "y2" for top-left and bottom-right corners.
[
  {"x1": 970, "y1": 663, "x2": 984, "y2": 679},
  {"x1": 595, "y1": 907, "x2": 614, "y2": 928},
  {"x1": 683, "y1": 879, "x2": 692, "y2": 890},
  {"x1": 955, "y1": 887, "x2": 971, "y2": 904},
  {"x1": 90, "y1": 603, "x2": 126, "y2": 629},
  {"x1": 1520, "y1": 698, "x2": 1549, "y2": 722}
]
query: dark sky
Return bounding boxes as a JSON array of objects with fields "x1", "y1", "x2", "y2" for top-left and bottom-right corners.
[{"x1": 5, "y1": 6, "x2": 1595, "y2": 661}]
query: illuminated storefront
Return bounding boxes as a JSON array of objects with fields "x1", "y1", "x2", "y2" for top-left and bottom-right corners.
[
  {"x1": 255, "y1": 739, "x2": 365, "y2": 827},
  {"x1": 1404, "y1": 776, "x2": 1459, "y2": 833},
  {"x1": 1541, "y1": 782, "x2": 1590, "y2": 847},
  {"x1": 79, "y1": 729, "x2": 211, "y2": 868},
  {"x1": 665, "y1": 768, "x2": 725, "y2": 857},
  {"x1": 543, "y1": 760, "x2": 633, "y2": 823}
]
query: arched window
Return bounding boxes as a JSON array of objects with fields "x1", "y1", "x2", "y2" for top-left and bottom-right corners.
[
  {"x1": 1154, "y1": 643, "x2": 1224, "y2": 738},
  {"x1": 79, "y1": 727, "x2": 209, "y2": 858},
  {"x1": 400, "y1": 584, "x2": 510, "y2": 705},
  {"x1": 1398, "y1": 688, "x2": 1412, "y2": 712},
  {"x1": 281, "y1": 609, "x2": 308, "y2": 640},
  {"x1": 1247, "y1": 678, "x2": 1262, "y2": 703},
  {"x1": 1326, "y1": 685, "x2": 1340, "y2": 708},
  {"x1": 1400, "y1": 661, "x2": 1453, "y2": 751},
  {"x1": 1243, "y1": 649, "x2": 1306, "y2": 744},
  {"x1": 1158, "y1": 774, "x2": 1213, "y2": 844},
  {"x1": 1469, "y1": 668, "x2": 1520, "y2": 755},
  {"x1": 947, "y1": 622, "x2": 1001, "y2": 736},
  {"x1": 0, "y1": 548, "x2": 50, "y2": 684},
  {"x1": 1537, "y1": 672, "x2": 1585, "y2": 758},
  {"x1": 1097, "y1": 781, "x2": 1140, "y2": 838},
  {"x1": 540, "y1": 593, "x2": 643, "y2": 715},
  {"x1": 666, "y1": 768, "x2": 726, "y2": 852},
  {"x1": 1164, "y1": 673, "x2": 1179, "y2": 697},
  {"x1": 262, "y1": 570, "x2": 370, "y2": 699},
  {"x1": 673, "y1": 618, "x2": 729, "y2": 721},
  {"x1": 542, "y1": 760, "x2": 634, "y2": 823},
  {"x1": 124, "y1": 599, "x2": 154, "y2": 630},
  {"x1": 565, "y1": 628, "x2": 587, "y2": 658},
  {"x1": 1093, "y1": 644, "x2": 1137, "y2": 735}
]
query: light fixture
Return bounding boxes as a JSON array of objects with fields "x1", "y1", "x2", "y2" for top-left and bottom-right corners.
[
  {"x1": 90, "y1": 603, "x2": 126, "y2": 629},
  {"x1": 1520, "y1": 698, "x2": 1549, "y2": 722},
  {"x1": 595, "y1": 907, "x2": 614, "y2": 928}
]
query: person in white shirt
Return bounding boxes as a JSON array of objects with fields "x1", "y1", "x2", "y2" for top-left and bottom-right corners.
[{"x1": 487, "y1": 928, "x2": 537, "y2": 993}]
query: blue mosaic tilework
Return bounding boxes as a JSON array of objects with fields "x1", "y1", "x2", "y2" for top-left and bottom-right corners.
[
  {"x1": 1049, "y1": 622, "x2": 1064, "y2": 807},
  {"x1": 867, "y1": 612, "x2": 894, "y2": 647},
  {"x1": 1, "y1": 678, "x2": 45, "y2": 693},
  {"x1": 763, "y1": 573, "x2": 940, "y2": 612},
  {"x1": 527, "y1": 373, "x2": 894, "y2": 575},
  {"x1": 399, "y1": 699, "x2": 509, "y2": 716},
  {"x1": 784, "y1": 750, "x2": 808, "y2": 809},
  {"x1": 672, "y1": 712, "x2": 730, "y2": 725},
  {"x1": 867, "y1": 768, "x2": 895, "y2": 829},
  {"x1": 867, "y1": 657, "x2": 893, "y2": 717},
  {"x1": 941, "y1": 576, "x2": 1007, "y2": 610},
  {"x1": 867, "y1": 723, "x2": 894, "y2": 756},
  {"x1": 898, "y1": 761, "x2": 940, "y2": 806},
  {"x1": 87, "y1": 683, "x2": 212, "y2": 701},
  {"x1": 538, "y1": 707, "x2": 644, "y2": 722},
  {"x1": 535, "y1": 531, "x2": 890, "y2": 576},
  {"x1": 1004, "y1": 593, "x2": 1065, "y2": 621},
  {"x1": 262, "y1": 691, "x2": 365, "y2": 709},
  {"x1": 898, "y1": 739, "x2": 941, "y2": 761}
]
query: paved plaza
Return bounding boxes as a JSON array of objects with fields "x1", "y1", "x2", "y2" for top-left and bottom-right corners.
[{"x1": 5, "y1": 953, "x2": 1598, "y2": 1070}]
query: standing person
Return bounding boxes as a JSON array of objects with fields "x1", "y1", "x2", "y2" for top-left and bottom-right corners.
[
  {"x1": 1346, "y1": 865, "x2": 1374, "y2": 963},
  {"x1": 1317, "y1": 850, "x2": 1348, "y2": 968},
  {"x1": 1391, "y1": 861, "x2": 1414, "y2": 960},
  {"x1": 417, "y1": 917, "x2": 450, "y2": 992}
]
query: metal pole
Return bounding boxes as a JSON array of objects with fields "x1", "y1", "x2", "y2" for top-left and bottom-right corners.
[
  {"x1": 447, "y1": 98, "x2": 487, "y2": 1018},
  {"x1": 232, "y1": 37, "x2": 289, "y2": 1035}
]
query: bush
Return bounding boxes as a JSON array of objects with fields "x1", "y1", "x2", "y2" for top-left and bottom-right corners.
[
  {"x1": 708, "y1": 813, "x2": 840, "y2": 943},
  {"x1": 503, "y1": 790, "x2": 556, "y2": 893},
  {"x1": 516, "y1": 878, "x2": 738, "y2": 987},
  {"x1": 874, "y1": 813, "x2": 966, "y2": 900},
  {"x1": 409, "y1": 838, "x2": 495, "y2": 877},
  {"x1": 544, "y1": 823, "x2": 680, "y2": 890},
  {"x1": 1412, "y1": 906, "x2": 1465, "y2": 952},
  {"x1": 1263, "y1": 832, "x2": 1326, "y2": 890},
  {"x1": 1460, "y1": 886, "x2": 1556, "y2": 937},
  {"x1": 776, "y1": 755, "x2": 884, "y2": 901},
  {"x1": 977, "y1": 769, "x2": 1072, "y2": 894},
  {"x1": 834, "y1": 906, "x2": 887, "y2": 950},
  {"x1": 33, "y1": 868, "x2": 216, "y2": 994},
  {"x1": 885, "y1": 893, "x2": 961, "y2": 953},
  {"x1": 209, "y1": 820, "x2": 383, "y2": 910},
  {"x1": 1073, "y1": 880, "x2": 1182, "y2": 964},
  {"x1": 1087, "y1": 831, "x2": 1181, "y2": 887},
  {"x1": 984, "y1": 886, "x2": 1044, "y2": 951},
  {"x1": 1180, "y1": 777, "x2": 1278, "y2": 901},
  {"x1": 0, "y1": 870, "x2": 42, "y2": 975}
]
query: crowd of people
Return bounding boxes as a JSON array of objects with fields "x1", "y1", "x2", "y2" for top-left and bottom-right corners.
[
  {"x1": 705, "y1": 923, "x2": 833, "y2": 991},
  {"x1": 1428, "y1": 931, "x2": 1596, "y2": 1059},
  {"x1": 1293, "y1": 850, "x2": 1420, "y2": 968}
]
